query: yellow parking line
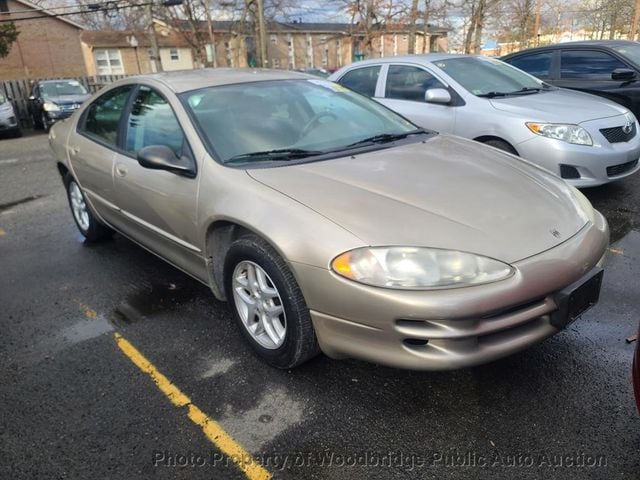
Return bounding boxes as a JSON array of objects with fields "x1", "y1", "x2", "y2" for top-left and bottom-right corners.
[{"x1": 114, "y1": 333, "x2": 271, "y2": 480}]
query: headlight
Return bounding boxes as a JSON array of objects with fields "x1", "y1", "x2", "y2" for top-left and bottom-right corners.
[
  {"x1": 43, "y1": 102, "x2": 60, "y2": 112},
  {"x1": 526, "y1": 122, "x2": 593, "y2": 146},
  {"x1": 331, "y1": 247, "x2": 514, "y2": 289}
]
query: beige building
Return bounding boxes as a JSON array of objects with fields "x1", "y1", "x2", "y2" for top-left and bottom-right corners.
[
  {"x1": 0, "y1": 0, "x2": 87, "y2": 79},
  {"x1": 80, "y1": 31, "x2": 194, "y2": 76}
]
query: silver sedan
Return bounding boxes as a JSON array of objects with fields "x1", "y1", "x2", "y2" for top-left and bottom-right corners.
[
  {"x1": 329, "y1": 54, "x2": 640, "y2": 187},
  {"x1": 49, "y1": 69, "x2": 608, "y2": 370}
]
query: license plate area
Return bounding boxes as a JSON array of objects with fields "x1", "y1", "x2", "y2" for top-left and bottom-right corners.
[{"x1": 550, "y1": 268, "x2": 603, "y2": 329}]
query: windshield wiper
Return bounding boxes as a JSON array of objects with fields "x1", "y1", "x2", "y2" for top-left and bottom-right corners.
[
  {"x1": 226, "y1": 148, "x2": 324, "y2": 164},
  {"x1": 477, "y1": 87, "x2": 542, "y2": 98},
  {"x1": 343, "y1": 129, "x2": 426, "y2": 148}
]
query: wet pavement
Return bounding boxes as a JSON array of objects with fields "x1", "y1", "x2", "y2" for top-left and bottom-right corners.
[{"x1": 1, "y1": 132, "x2": 639, "y2": 479}]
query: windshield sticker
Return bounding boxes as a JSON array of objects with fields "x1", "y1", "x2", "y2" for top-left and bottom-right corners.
[{"x1": 68, "y1": 80, "x2": 81, "y2": 86}]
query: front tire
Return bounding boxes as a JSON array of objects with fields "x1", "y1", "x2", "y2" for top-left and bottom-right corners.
[
  {"x1": 483, "y1": 139, "x2": 518, "y2": 155},
  {"x1": 63, "y1": 173, "x2": 113, "y2": 242},
  {"x1": 224, "y1": 234, "x2": 320, "y2": 369}
]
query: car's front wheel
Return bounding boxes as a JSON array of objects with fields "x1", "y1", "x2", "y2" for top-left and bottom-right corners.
[
  {"x1": 63, "y1": 173, "x2": 113, "y2": 242},
  {"x1": 224, "y1": 234, "x2": 320, "y2": 369}
]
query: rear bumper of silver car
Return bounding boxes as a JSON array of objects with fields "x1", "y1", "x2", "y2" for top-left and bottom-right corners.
[{"x1": 292, "y1": 211, "x2": 609, "y2": 370}]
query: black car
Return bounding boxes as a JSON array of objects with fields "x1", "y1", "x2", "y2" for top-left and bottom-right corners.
[
  {"x1": 29, "y1": 79, "x2": 91, "y2": 132},
  {"x1": 502, "y1": 40, "x2": 640, "y2": 119}
]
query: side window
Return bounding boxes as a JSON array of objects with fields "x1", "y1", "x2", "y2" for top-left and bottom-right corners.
[
  {"x1": 385, "y1": 65, "x2": 446, "y2": 101},
  {"x1": 560, "y1": 50, "x2": 627, "y2": 79},
  {"x1": 508, "y1": 52, "x2": 553, "y2": 78},
  {"x1": 125, "y1": 86, "x2": 185, "y2": 157},
  {"x1": 82, "y1": 85, "x2": 133, "y2": 146},
  {"x1": 337, "y1": 66, "x2": 381, "y2": 97}
]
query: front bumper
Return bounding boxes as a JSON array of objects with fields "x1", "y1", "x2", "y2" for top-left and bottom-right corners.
[
  {"x1": 0, "y1": 113, "x2": 19, "y2": 131},
  {"x1": 515, "y1": 124, "x2": 640, "y2": 188},
  {"x1": 44, "y1": 110, "x2": 74, "y2": 124},
  {"x1": 291, "y1": 211, "x2": 609, "y2": 370}
]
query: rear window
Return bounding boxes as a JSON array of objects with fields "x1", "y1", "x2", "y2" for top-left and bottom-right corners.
[
  {"x1": 337, "y1": 66, "x2": 381, "y2": 97},
  {"x1": 560, "y1": 50, "x2": 628, "y2": 78}
]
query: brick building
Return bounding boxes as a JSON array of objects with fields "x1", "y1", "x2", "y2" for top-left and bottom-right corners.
[{"x1": 0, "y1": 0, "x2": 87, "y2": 79}]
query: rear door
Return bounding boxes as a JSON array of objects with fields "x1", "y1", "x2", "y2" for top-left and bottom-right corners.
[
  {"x1": 377, "y1": 63, "x2": 456, "y2": 133},
  {"x1": 70, "y1": 85, "x2": 134, "y2": 227},
  {"x1": 111, "y1": 84, "x2": 205, "y2": 279}
]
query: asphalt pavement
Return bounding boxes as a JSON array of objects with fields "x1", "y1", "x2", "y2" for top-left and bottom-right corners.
[{"x1": 1, "y1": 131, "x2": 639, "y2": 479}]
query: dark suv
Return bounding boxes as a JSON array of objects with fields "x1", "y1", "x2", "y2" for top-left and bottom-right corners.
[
  {"x1": 29, "y1": 79, "x2": 91, "y2": 132},
  {"x1": 502, "y1": 40, "x2": 640, "y2": 119}
]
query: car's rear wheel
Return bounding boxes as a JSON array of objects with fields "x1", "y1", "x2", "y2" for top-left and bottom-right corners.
[
  {"x1": 224, "y1": 234, "x2": 320, "y2": 369},
  {"x1": 63, "y1": 173, "x2": 113, "y2": 242},
  {"x1": 483, "y1": 139, "x2": 518, "y2": 155}
]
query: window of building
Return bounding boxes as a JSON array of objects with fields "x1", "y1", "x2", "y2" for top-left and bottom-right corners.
[
  {"x1": 385, "y1": 65, "x2": 446, "y2": 102},
  {"x1": 273, "y1": 58, "x2": 281, "y2": 68},
  {"x1": 81, "y1": 86, "x2": 133, "y2": 146},
  {"x1": 94, "y1": 49, "x2": 124, "y2": 75},
  {"x1": 125, "y1": 86, "x2": 185, "y2": 158},
  {"x1": 169, "y1": 48, "x2": 180, "y2": 61},
  {"x1": 560, "y1": 50, "x2": 628, "y2": 79},
  {"x1": 507, "y1": 52, "x2": 554, "y2": 78},
  {"x1": 0, "y1": 0, "x2": 9, "y2": 13},
  {"x1": 270, "y1": 34, "x2": 278, "y2": 45},
  {"x1": 337, "y1": 66, "x2": 381, "y2": 97}
]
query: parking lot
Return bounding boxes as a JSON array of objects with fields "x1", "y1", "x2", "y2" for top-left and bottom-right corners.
[{"x1": 1, "y1": 130, "x2": 639, "y2": 479}]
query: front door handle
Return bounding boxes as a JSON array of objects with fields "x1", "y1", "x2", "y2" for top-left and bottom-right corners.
[
  {"x1": 115, "y1": 164, "x2": 128, "y2": 177},
  {"x1": 69, "y1": 146, "x2": 79, "y2": 156}
]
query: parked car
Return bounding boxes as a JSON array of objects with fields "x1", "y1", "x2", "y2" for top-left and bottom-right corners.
[
  {"x1": 29, "y1": 79, "x2": 91, "y2": 132},
  {"x1": 329, "y1": 54, "x2": 640, "y2": 187},
  {"x1": 0, "y1": 91, "x2": 22, "y2": 138},
  {"x1": 49, "y1": 70, "x2": 608, "y2": 370},
  {"x1": 502, "y1": 40, "x2": 640, "y2": 120}
]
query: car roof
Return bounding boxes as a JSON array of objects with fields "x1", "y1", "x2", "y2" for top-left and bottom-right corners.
[
  {"x1": 123, "y1": 68, "x2": 315, "y2": 93},
  {"x1": 340, "y1": 53, "x2": 475, "y2": 67},
  {"x1": 503, "y1": 40, "x2": 637, "y2": 57}
]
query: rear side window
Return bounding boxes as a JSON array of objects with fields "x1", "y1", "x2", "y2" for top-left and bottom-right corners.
[
  {"x1": 508, "y1": 52, "x2": 553, "y2": 78},
  {"x1": 385, "y1": 65, "x2": 446, "y2": 101},
  {"x1": 125, "y1": 86, "x2": 185, "y2": 157},
  {"x1": 82, "y1": 86, "x2": 133, "y2": 146},
  {"x1": 560, "y1": 50, "x2": 627, "y2": 79},
  {"x1": 337, "y1": 66, "x2": 381, "y2": 97}
]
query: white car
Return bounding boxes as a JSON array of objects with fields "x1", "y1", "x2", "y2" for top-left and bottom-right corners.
[{"x1": 329, "y1": 54, "x2": 640, "y2": 187}]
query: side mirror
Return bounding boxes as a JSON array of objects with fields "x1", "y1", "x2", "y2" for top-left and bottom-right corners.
[
  {"x1": 612, "y1": 68, "x2": 636, "y2": 81},
  {"x1": 137, "y1": 145, "x2": 195, "y2": 178},
  {"x1": 425, "y1": 88, "x2": 452, "y2": 105}
]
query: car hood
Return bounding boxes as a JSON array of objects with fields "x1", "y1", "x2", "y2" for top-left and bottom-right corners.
[
  {"x1": 248, "y1": 135, "x2": 592, "y2": 264},
  {"x1": 489, "y1": 88, "x2": 629, "y2": 123},
  {"x1": 45, "y1": 94, "x2": 91, "y2": 105}
]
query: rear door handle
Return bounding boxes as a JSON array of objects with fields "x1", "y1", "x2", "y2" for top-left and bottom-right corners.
[
  {"x1": 115, "y1": 164, "x2": 128, "y2": 177},
  {"x1": 69, "y1": 146, "x2": 79, "y2": 156}
]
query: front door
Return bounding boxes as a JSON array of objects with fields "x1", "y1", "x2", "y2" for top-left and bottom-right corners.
[{"x1": 112, "y1": 85, "x2": 204, "y2": 279}]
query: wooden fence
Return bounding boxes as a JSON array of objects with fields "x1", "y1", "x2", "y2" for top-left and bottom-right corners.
[{"x1": 1, "y1": 75, "x2": 128, "y2": 128}]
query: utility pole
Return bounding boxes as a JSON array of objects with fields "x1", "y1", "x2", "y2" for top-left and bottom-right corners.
[
  {"x1": 632, "y1": 0, "x2": 640, "y2": 41},
  {"x1": 533, "y1": 0, "x2": 541, "y2": 47},
  {"x1": 204, "y1": 0, "x2": 217, "y2": 67},
  {"x1": 146, "y1": 3, "x2": 163, "y2": 72},
  {"x1": 256, "y1": 0, "x2": 268, "y2": 67}
]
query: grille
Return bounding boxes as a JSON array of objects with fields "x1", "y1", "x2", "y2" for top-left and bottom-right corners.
[
  {"x1": 607, "y1": 159, "x2": 639, "y2": 177},
  {"x1": 600, "y1": 123, "x2": 637, "y2": 143}
]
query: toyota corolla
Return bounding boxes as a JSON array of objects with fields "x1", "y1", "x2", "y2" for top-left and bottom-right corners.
[{"x1": 49, "y1": 70, "x2": 609, "y2": 370}]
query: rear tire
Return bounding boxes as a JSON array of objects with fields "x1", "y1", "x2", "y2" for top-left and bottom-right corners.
[
  {"x1": 63, "y1": 173, "x2": 113, "y2": 242},
  {"x1": 483, "y1": 139, "x2": 518, "y2": 155},
  {"x1": 224, "y1": 234, "x2": 320, "y2": 369}
]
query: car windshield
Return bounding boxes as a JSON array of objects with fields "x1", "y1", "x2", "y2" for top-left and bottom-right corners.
[
  {"x1": 182, "y1": 79, "x2": 419, "y2": 163},
  {"x1": 40, "y1": 81, "x2": 88, "y2": 98},
  {"x1": 435, "y1": 57, "x2": 545, "y2": 97},
  {"x1": 612, "y1": 44, "x2": 640, "y2": 66}
]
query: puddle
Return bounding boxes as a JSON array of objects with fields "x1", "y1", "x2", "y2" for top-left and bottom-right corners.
[
  {"x1": 0, "y1": 194, "x2": 44, "y2": 212},
  {"x1": 112, "y1": 282, "x2": 201, "y2": 324}
]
